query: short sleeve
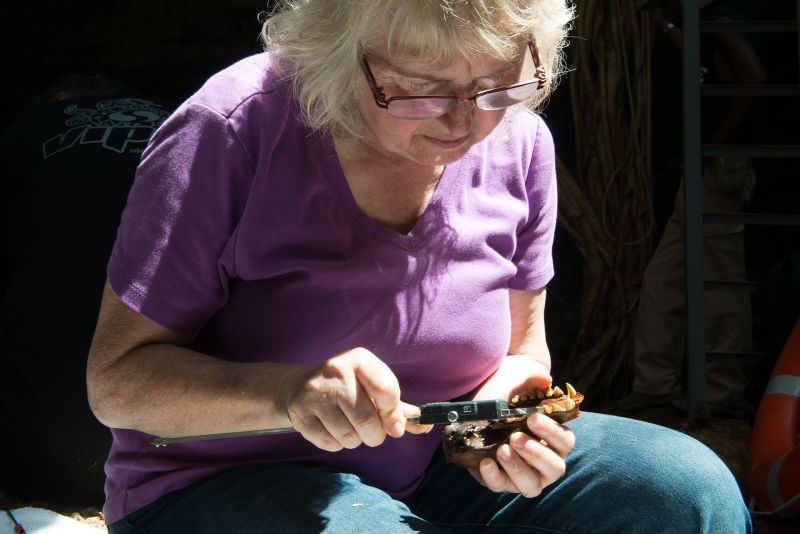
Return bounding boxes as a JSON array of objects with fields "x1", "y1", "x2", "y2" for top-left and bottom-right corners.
[
  {"x1": 107, "y1": 103, "x2": 254, "y2": 333},
  {"x1": 508, "y1": 119, "x2": 557, "y2": 290}
]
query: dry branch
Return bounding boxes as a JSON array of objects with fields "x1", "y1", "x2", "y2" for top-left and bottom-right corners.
[{"x1": 556, "y1": 0, "x2": 654, "y2": 399}]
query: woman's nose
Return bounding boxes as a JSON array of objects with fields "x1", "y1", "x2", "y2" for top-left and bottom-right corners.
[{"x1": 440, "y1": 98, "x2": 474, "y2": 132}]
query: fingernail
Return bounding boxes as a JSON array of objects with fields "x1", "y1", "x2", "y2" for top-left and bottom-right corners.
[{"x1": 498, "y1": 445, "x2": 512, "y2": 461}]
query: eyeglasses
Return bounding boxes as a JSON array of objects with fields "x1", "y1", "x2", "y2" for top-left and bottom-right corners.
[{"x1": 360, "y1": 41, "x2": 547, "y2": 120}]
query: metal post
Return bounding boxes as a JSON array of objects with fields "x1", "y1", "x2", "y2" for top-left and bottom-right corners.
[{"x1": 683, "y1": 2, "x2": 708, "y2": 424}]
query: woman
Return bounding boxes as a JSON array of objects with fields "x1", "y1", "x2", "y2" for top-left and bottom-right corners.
[{"x1": 87, "y1": 1, "x2": 751, "y2": 532}]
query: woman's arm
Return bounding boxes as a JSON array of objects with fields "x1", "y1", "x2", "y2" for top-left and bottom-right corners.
[
  {"x1": 469, "y1": 288, "x2": 552, "y2": 402},
  {"x1": 87, "y1": 280, "x2": 418, "y2": 451},
  {"x1": 706, "y1": 16, "x2": 767, "y2": 145},
  {"x1": 87, "y1": 280, "x2": 308, "y2": 437}
]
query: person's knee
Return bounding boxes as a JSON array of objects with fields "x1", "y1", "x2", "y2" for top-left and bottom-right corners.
[
  {"x1": 570, "y1": 415, "x2": 751, "y2": 532},
  {"x1": 610, "y1": 428, "x2": 750, "y2": 532}
]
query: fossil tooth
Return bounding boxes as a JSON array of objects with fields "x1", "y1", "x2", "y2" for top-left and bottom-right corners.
[
  {"x1": 543, "y1": 403, "x2": 553, "y2": 414},
  {"x1": 564, "y1": 397, "x2": 575, "y2": 410},
  {"x1": 566, "y1": 383, "x2": 577, "y2": 398},
  {"x1": 545, "y1": 387, "x2": 554, "y2": 397},
  {"x1": 466, "y1": 433, "x2": 483, "y2": 448},
  {"x1": 552, "y1": 386, "x2": 563, "y2": 396}
]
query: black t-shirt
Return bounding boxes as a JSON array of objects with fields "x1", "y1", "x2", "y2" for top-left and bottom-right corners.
[{"x1": 0, "y1": 95, "x2": 172, "y2": 503}]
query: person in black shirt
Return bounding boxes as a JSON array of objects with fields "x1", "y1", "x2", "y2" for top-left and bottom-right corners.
[{"x1": 0, "y1": 73, "x2": 172, "y2": 505}]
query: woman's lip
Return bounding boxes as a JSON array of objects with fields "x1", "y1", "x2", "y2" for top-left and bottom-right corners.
[{"x1": 425, "y1": 134, "x2": 470, "y2": 149}]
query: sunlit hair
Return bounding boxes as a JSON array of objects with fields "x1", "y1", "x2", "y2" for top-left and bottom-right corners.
[{"x1": 261, "y1": 0, "x2": 574, "y2": 138}]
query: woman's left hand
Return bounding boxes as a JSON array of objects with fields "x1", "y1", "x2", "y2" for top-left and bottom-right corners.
[
  {"x1": 464, "y1": 350, "x2": 574, "y2": 497},
  {"x1": 464, "y1": 288, "x2": 574, "y2": 497},
  {"x1": 469, "y1": 411, "x2": 575, "y2": 497}
]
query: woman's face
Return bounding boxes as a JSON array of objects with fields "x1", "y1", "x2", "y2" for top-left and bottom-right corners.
[{"x1": 353, "y1": 44, "x2": 527, "y2": 169}]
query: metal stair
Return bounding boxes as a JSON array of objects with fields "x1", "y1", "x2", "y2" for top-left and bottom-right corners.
[{"x1": 682, "y1": 3, "x2": 800, "y2": 423}]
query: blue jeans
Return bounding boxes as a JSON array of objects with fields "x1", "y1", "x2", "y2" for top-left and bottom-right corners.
[{"x1": 108, "y1": 413, "x2": 751, "y2": 533}]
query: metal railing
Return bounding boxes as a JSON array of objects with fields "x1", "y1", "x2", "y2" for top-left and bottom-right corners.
[{"x1": 682, "y1": 7, "x2": 800, "y2": 424}]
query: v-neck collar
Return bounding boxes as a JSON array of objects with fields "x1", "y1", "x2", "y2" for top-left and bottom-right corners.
[{"x1": 319, "y1": 134, "x2": 466, "y2": 251}]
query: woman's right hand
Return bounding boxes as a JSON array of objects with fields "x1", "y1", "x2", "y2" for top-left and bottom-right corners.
[{"x1": 281, "y1": 347, "x2": 430, "y2": 451}]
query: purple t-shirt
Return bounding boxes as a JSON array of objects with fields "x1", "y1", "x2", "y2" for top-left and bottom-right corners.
[{"x1": 103, "y1": 53, "x2": 557, "y2": 523}]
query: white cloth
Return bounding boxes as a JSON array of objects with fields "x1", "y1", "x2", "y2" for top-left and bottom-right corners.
[{"x1": 1, "y1": 508, "x2": 106, "y2": 534}]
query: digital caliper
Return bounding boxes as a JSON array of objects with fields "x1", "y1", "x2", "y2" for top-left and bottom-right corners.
[{"x1": 151, "y1": 399, "x2": 544, "y2": 447}]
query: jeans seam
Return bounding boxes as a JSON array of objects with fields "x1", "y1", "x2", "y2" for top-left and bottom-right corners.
[
  {"x1": 123, "y1": 516, "x2": 148, "y2": 533},
  {"x1": 428, "y1": 519, "x2": 564, "y2": 533}
]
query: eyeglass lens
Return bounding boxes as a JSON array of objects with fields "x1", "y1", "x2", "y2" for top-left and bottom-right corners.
[
  {"x1": 386, "y1": 82, "x2": 539, "y2": 119},
  {"x1": 476, "y1": 82, "x2": 540, "y2": 110}
]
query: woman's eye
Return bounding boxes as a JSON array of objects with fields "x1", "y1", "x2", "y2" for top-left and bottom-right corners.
[{"x1": 402, "y1": 79, "x2": 436, "y2": 93}]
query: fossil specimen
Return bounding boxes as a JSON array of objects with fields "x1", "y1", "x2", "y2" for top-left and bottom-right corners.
[{"x1": 442, "y1": 383, "x2": 584, "y2": 468}]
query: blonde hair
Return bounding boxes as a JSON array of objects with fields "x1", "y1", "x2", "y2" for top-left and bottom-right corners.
[{"x1": 261, "y1": 0, "x2": 574, "y2": 137}]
